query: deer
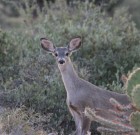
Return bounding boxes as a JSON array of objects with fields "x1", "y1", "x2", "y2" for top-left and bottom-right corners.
[{"x1": 40, "y1": 37, "x2": 135, "y2": 135}]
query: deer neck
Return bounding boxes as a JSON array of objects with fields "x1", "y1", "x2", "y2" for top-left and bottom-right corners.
[{"x1": 58, "y1": 58, "x2": 79, "y2": 95}]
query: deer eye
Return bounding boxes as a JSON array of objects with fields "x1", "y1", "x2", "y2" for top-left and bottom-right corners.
[
  {"x1": 65, "y1": 52, "x2": 69, "y2": 56},
  {"x1": 55, "y1": 53, "x2": 58, "y2": 57}
]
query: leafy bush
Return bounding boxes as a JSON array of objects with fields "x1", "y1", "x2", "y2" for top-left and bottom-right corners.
[
  {"x1": 35, "y1": 3, "x2": 140, "y2": 87},
  {"x1": 0, "y1": 1, "x2": 140, "y2": 134}
]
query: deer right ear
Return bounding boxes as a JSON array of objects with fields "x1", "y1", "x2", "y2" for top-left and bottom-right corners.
[
  {"x1": 68, "y1": 37, "x2": 82, "y2": 52},
  {"x1": 40, "y1": 38, "x2": 55, "y2": 53}
]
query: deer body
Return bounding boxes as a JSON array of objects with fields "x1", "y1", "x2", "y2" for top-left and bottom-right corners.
[
  {"x1": 58, "y1": 57, "x2": 130, "y2": 108},
  {"x1": 40, "y1": 37, "x2": 132, "y2": 135}
]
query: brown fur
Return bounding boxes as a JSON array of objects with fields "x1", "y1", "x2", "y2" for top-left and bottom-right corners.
[{"x1": 40, "y1": 38, "x2": 133, "y2": 135}]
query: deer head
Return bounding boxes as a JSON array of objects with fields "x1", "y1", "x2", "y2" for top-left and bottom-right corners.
[{"x1": 40, "y1": 37, "x2": 82, "y2": 65}]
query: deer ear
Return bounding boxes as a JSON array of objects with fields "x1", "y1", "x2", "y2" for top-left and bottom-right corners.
[
  {"x1": 68, "y1": 37, "x2": 82, "y2": 52},
  {"x1": 40, "y1": 38, "x2": 55, "y2": 53}
]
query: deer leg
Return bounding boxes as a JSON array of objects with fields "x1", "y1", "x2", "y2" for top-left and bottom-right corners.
[
  {"x1": 81, "y1": 116, "x2": 91, "y2": 135},
  {"x1": 71, "y1": 110, "x2": 91, "y2": 135}
]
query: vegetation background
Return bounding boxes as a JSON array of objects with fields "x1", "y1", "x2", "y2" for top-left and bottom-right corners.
[{"x1": 0, "y1": 0, "x2": 140, "y2": 134}]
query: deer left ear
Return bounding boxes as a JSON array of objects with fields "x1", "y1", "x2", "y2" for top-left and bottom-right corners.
[
  {"x1": 68, "y1": 37, "x2": 82, "y2": 52},
  {"x1": 40, "y1": 38, "x2": 55, "y2": 53}
]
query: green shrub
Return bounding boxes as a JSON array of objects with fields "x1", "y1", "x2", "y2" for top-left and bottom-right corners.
[
  {"x1": 0, "y1": 1, "x2": 140, "y2": 134},
  {"x1": 0, "y1": 29, "x2": 21, "y2": 83},
  {"x1": 35, "y1": 3, "x2": 140, "y2": 87}
]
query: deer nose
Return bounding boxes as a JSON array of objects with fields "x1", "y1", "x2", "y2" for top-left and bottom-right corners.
[{"x1": 58, "y1": 59, "x2": 65, "y2": 64}]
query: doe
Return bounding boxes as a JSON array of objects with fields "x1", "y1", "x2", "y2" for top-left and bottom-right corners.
[{"x1": 40, "y1": 37, "x2": 132, "y2": 135}]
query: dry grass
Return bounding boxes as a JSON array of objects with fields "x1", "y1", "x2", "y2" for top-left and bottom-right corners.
[{"x1": 0, "y1": 106, "x2": 49, "y2": 135}]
